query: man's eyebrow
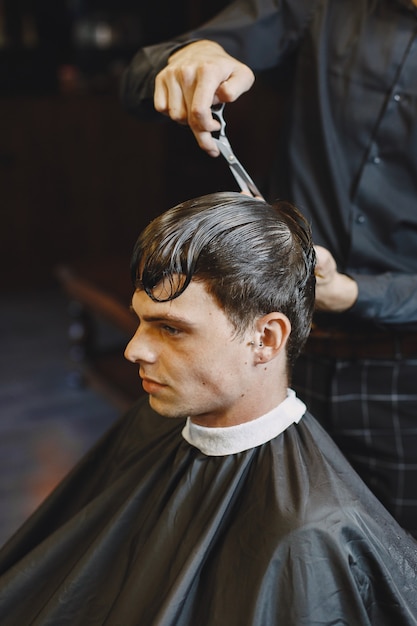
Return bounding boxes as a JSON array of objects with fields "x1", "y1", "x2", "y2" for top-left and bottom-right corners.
[
  {"x1": 143, "y1": 314, "x2": 192, "y2": 325},
  {"x1": 129, "y1": 306, "x2": 193, "y2": 326}
]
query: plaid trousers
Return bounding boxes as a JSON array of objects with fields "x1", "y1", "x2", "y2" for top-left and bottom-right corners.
[{"x1": 293, "y1": 353, "x2": 417, "y2": 539}]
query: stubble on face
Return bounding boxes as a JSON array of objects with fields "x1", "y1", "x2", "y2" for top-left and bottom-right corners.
[{"x1": 128, "y1": 280, "x2": 258, "y2": 426}]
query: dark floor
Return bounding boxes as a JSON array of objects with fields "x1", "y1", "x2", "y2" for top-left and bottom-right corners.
[{"x1": 0, "y1": 288, "x2": 122, "y2": 548}]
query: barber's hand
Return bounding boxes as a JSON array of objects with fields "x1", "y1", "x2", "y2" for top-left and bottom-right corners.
[
  {"x1": 154, "y1": 40, "x2": 255, "y2": 156},
  {"x1": 314, "y1": 245, "x2": 358, "y2": 312}
]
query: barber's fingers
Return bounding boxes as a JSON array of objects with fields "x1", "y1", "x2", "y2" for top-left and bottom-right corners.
[
  {"x1": 215, "y1": 63, "x2": 255, "y2": 102},
  {"x1": 154, "y1": 40, "x2": 254, "y2": 155},
  {"x1": 154, "y1": 41, "x2": 227, "y2": 122},
  {"x1": 314, "y1": 245, "x2": 337, "y2": 282},
  {"x1": 186, "y1": 56, "x2": 255, "y2": 126},
  {"x1": 155, "y1": 68, "x2": 221, "y2": 155},
  {"x1": 154, "y1": 70, "x2": 189, "y2": 124},
  {"x1": 157, "y1": 61, "x2": 255, "y2": 155},
  {"x1": 188, "y1": 64, "x2": 255, "y2": 154}
]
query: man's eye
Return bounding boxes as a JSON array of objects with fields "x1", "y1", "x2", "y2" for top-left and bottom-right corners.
[{"x1": 163, "y1": 325, "x2": 180, "y2": 336}]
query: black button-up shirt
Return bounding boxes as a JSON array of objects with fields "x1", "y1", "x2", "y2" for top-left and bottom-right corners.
[{"x1": 122, "y1": 0, "x2": 417, "y2": 329}]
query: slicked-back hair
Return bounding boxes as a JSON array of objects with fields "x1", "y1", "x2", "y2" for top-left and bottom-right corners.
[{"x1": 131, "y1": 192, "x2": 316, "y2": 368}]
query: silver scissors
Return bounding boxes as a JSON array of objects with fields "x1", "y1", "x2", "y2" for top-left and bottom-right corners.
[{"x1": 211, "y1": 104, "x2": 265, "y2": 200}]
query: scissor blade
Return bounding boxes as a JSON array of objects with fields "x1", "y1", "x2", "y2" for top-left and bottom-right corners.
[
  {"x1": 215, "y1": 140, "x2": 265, "y2": 199},
  {"x1": 228, "y1": 155, "x2": 264, "y2": 199}
]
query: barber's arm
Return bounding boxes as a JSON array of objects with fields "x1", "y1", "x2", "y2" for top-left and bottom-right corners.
[
  {"x1": 121, "y1": 39, "x2": 254, "y2": 155},
  {"x1": 121, "y1": 0, "x2": 313, "y2": 150},
  {"x1": 121, "y1": 37, "x2": 254, "y2": 155},
  {"x1": 314, "y1": 245, "x2": 417, "y2": 328}
]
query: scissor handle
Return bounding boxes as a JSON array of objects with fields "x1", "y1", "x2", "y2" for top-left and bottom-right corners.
[
  {"x1": 211, "y1": 104, "x2": 265, "y2": 200},
  {"x1": 211, "y1": 103, "x2": 227, "y2": 139}
]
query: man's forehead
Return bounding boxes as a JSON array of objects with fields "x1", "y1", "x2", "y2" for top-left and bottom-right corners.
[
  {"x1": 137, "y1": 272, "x2": 188, "y2": 301},
  {"x1": 132, "y1": 279, "x2": 214, "y2": 314},
  {"x1": 149, "y1": 274, "x2": 187, "y2": 301}
]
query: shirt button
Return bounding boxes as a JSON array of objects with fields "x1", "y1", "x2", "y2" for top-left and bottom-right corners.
[
  {"x1": 393, "y1": 93, "x2": 401, "y2": 102},
  {"x1": 356, "y1": 214, "x2": 366, "y2": 224},
  {"x1": 373, "y1": 156, "x2": 381, "y2": 164}
]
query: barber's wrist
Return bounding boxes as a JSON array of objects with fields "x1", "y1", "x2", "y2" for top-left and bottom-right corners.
[
  {"x1": 336, "y1": 274, "x2": 358, "y2": 311},
  {"x1": 168, "y1": 39, "x2": 225, "y2": 63}
]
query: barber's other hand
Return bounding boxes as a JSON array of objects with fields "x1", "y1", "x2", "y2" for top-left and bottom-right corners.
[
  {"x1": 154, "y1": 40, "x2": 255, "y2": 156},
  {"x1": 314, "y1": 245, "x2": 358, "y2": 312}
]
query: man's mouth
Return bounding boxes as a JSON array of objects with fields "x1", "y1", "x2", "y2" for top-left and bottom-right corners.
[{"x1": 141, "y1": 377, "x2": 165, "y2": 394}]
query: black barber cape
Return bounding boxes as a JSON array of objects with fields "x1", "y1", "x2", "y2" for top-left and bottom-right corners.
[{"x1": 0, "y1": 391, "x2": 416, "y2": 626}]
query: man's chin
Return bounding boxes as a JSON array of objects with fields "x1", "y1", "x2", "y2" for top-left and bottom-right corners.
[{"x1": 148, "y1": 395, "x2": 187, "y2": 420}]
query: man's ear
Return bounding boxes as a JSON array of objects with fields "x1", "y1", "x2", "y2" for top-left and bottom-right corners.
[{"x1": 254, "y1": 312, "x2": 291, "y2": 363}]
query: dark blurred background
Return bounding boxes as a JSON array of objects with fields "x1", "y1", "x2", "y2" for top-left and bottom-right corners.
[
  {"x1": 0, "y1": 0, "x2": 288, "y2": 546},
  {"x1": 0, "y1": 0, "x2": 243, "y2": 290}
]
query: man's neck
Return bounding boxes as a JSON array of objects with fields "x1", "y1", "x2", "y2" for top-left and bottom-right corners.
[{"x1": 190, "y1": 388, "x2": 288, "y2": 428}]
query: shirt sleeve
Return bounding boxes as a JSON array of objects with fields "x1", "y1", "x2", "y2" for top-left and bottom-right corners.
[{"x1": 349, "y1": 272, "x2": 417, "y2": 330}]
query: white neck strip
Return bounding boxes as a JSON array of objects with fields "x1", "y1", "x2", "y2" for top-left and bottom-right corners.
[{"x1": 182, "y1": 389, "x2": 306, "y2": 456}]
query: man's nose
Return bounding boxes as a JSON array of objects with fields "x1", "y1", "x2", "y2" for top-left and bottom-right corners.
[
  {"x1": 124, "y1": 336, "x2": 137, "y2": 363},
  {"x1": 124, "y1": 331, "x2": 155, "y2": 364}
]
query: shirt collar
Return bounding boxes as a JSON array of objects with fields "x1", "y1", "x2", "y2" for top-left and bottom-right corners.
[{"x1": 181, "y1": 389, "x2": 306, "y2": 456}]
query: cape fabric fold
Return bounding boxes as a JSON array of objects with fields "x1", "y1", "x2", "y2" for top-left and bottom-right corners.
[{"x1": 0, "y1": 397, "x2": 416, "y2": 625}]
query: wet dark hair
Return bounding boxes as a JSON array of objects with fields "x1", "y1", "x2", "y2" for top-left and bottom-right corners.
[{"x1": 131, "y1": 192, "x2": 316, "y2": 368}]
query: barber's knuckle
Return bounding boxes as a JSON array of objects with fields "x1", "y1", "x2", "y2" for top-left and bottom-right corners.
[
  {"x1": 189, "y1": 109, "x2": 208, "y2": 131},
  {"x1": 154, "y1": 99, "x2": 167, "y2": 115},
  {"x1": 155, "y1": 67, "x2": 169, "y2": 85},
  {"x1": 189, "y1": 105, "x2": 203, "y2": 121},
  {"x1": 178, "y1": 65, "x2": 197, "y2": 86},
  {"x1": 217, "y1": 83, "x2": 236, "y2": 102},
  {"x1": 199, "y1": 59, "x2": 216, "y2": 72},
  {"x1": 170, "y1": 108, "x2": 188, "y2": 124}
]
